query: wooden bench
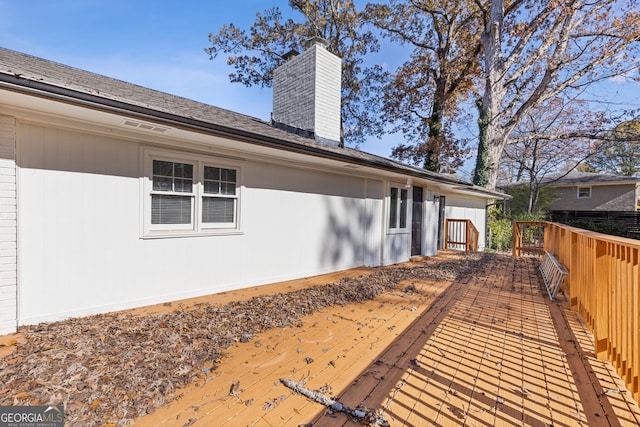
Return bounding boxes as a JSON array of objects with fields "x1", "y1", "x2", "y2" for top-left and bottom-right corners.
[{"x1": 539, "y1": 250, "x2": 568, "y2": 301}]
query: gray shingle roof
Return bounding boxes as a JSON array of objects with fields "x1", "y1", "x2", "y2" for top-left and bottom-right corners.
[
  {"x1": 0, "y1": 47, "x2": 506, "y2": 198},
  {"x1": 546, "y1": 171, "x2": 640, "y2": 186},
  {"x1": 501, "y1": 170, "x2": 640, "y2": 188}
]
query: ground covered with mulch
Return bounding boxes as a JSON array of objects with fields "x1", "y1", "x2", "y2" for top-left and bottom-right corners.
[{"x1": 0, "y1": 252, "x2": 487, "y2": 426}]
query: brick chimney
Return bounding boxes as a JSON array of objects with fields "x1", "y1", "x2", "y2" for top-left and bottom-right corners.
[{"x1": 272, "y1": 37, "x2": 342, "y2": 146}]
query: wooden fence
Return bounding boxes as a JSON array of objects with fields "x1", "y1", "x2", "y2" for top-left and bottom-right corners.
[
  {"x1": 514, "y1": 221, "x2": 640, "y2": 403},
  {"x1": 550, "y1": 210, "x2": 640, "y2": 239},
  {"x1": 445, "y1": 219, "x2": 479, "y2": 251}
]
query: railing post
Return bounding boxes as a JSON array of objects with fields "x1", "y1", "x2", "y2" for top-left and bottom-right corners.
[
  {"x1": 466, "y1": 220, "x2": 471, "y2": 251},
  {"x1": 445, "y1": 219, "x2": 449, "y2": 249},
  {"x1": 512, "y1": 222, "x2": 520, "y2": 256},
  {"x1": 595, "y1": 240, "x2": 609, "y2": 358},
  {"x1": 512, "y1": 221, "x2": 545, "y2": 256},
  {"x1": 632, "y1": 249, "x2": 639, "y2": 402}
]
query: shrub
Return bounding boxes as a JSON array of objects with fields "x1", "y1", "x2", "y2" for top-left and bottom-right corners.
[
  {"x1": 487, "y1": 209, "x2": 548, "y2": 252},
  {"x1": 488, "y1": 218, "x2": 512, "y2": 251},
  {"x1": 567, "y1": 220, "x2": 632, "y2": 239}
]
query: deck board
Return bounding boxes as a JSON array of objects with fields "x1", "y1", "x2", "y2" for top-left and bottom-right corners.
[{"x1": 128, "y1": 252, "x2": 640, "y2": 426}]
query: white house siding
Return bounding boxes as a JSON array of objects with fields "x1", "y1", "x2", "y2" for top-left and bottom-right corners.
[
  {"x1": 423, "y1": 189, "x2": 440, "y2": 256},
  {"x1": 383, "y1": 232, "x2": 410, "y2": 265},
  {"x1": 240, "y1": 163, "x2": 373, "y2": 281},
  {"x1": 364, "y1": 179, "x2": 384, "y2": 267},
  {"x1": 16, "y1": 121, "x2": 388, "y2": 325},
  {"x1": 445, "y1": 195, "x2": 487, "y2": 251},
  {"x1": 0, "y1": 115, "x2": 17, "y2": 335}
]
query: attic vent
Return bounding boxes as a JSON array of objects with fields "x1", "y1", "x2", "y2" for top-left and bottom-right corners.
[{"x1": 122, "y1": 120, "x2": 170, "y2": 133}]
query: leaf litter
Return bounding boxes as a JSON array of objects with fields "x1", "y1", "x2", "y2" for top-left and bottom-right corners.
[{"x1": 0, "y1": 252, "x2": 486, "y2": 426}]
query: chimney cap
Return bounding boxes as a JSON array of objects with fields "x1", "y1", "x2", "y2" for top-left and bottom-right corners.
[
  {"x1": 282, "y1": 49, "x2": 300, "y2": 61},
  {"x1": 303, "y1": 37, "x2": 329, "y2": 49}
]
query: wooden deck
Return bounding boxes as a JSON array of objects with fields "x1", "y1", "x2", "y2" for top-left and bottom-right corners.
[
  {"x1": 3, "y1": 252, "x2": 634, "y2": 426},
  {"x1": 128, "y1": 252, "x2": 640, "y2": 427}
]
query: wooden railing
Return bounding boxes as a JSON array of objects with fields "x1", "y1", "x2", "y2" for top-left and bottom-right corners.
[
  {"x1": 445, "y1": 219, "x2": 479, "y2": 251},
  {"x1": 512, "y1": 221, "x2": 545, "y2": 256},
  {"x1": 513, "y1": 221, "x2": 640, "y2": 403}
]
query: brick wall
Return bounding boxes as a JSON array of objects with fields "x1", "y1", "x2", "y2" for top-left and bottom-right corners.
[
  {"x1": 272, "y1": 40, "x2": 342, "y2": 144},
  {"x1": 313, "y1": 47, "x2": 341, "y2": 142}
]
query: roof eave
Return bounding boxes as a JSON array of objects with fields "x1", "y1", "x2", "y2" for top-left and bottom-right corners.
[{"x1": 0, "y1": 72, "x2": 507, "y2": 199}]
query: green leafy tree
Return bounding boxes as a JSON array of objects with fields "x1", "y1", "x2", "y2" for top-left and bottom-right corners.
[
  {"x1": 364, "y1": 0, "x2": 482, "y2": 172},
  {"x1": 205, "y1": 0, "x2": 381, "y2": 146},
  {"x1": 503, "y1": 184, "x2": 556, "y2": 216},
  {"x1": 588, "y1": 121, "x2": 640, "y2": 176}
]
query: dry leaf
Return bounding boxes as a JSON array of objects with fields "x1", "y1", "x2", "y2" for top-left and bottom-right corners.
[
  {"x1": 0, "y1": 252, "x2": 486, "y2": 425},
  {"x1": 229, "y1": 380, "x2": 241, "y2": 396}
]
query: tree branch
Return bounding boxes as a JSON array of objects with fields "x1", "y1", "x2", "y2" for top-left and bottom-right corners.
[{"x1": 280, "y1": 378, "x2": 390, "y2": 426}]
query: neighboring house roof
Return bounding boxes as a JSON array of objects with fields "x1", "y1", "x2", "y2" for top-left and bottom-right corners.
[
  {"x1": 543, "y1": 171, "x2": 640, "y2": 187},
  {"x1": 500, "y1": 170, "x2": 640, "y2": 189},
  {"x1": 0, "y1": 47, "x2": 506, "y2": 200}
]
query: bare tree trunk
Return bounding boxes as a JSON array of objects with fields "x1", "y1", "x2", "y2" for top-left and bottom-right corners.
[
  {"x1": 477, "y1": 0, "x2": 509, "y2": 190},
  {"x1": 527, "y1": 181, "x2": 535, "y2": 214},
  {"x1": 476, "y1": 0, "x2": 640, "y2": 190}
]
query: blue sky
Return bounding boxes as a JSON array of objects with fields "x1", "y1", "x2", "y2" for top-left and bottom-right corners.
[
  {"x1": 0, "y1": 0, "x2": 405, "y2": 159},
  {"x1": 0, "y1": 1, "x2": 280, "y2": 119},
  {"x1": 1, "y1": 1, "x2": 638, "y2": 180}
]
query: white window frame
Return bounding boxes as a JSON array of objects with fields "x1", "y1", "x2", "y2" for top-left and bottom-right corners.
[
  {"x1": 141, "y1": 148, "x2": 242, "y2": 238},
  {"x1": 149, "y1": 158, "x2": 196, "y2": 232},
  {"x1": 388, "y1": 183, "x2": 409, "y2": 233},
  {"x1": 577, "y1": 186, "x2": 591, "y2": 199}
]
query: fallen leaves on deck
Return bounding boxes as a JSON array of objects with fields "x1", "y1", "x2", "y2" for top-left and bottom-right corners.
[{"x1": 0, "y1": 252, "x2": 485, "y2": 426}]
